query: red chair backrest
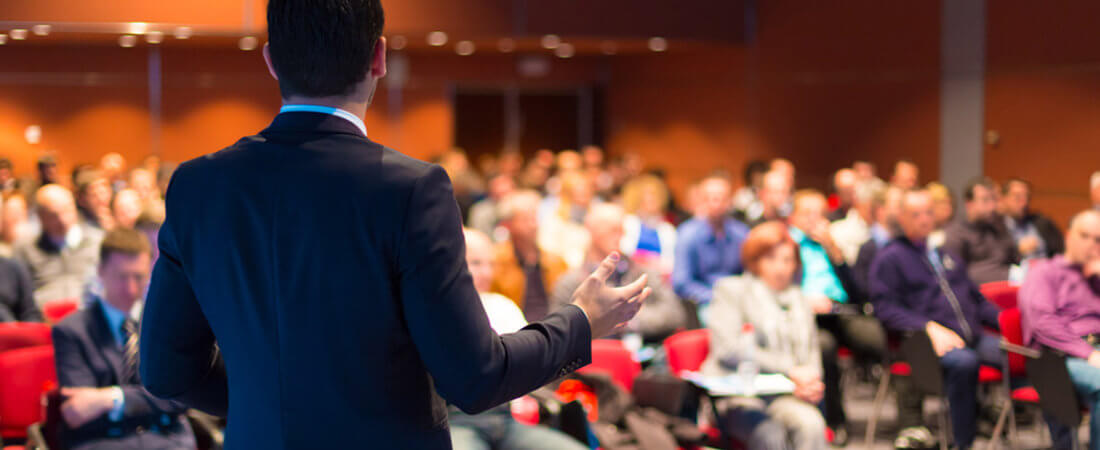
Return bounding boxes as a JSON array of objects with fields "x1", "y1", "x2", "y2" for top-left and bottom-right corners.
[
  {"x1": 0, "y1": 345, "x2": 56, "y2": 440},
  {"x1": 664, "y1": 329, "x2": 710, "y2": 375},
  {"x1": 981, "y1": 281, "x2": 1019, "y2": 310},
  {"x1": 0, "y1": 322, "x2": 52, "y2": 354},
  {"x1": 42, "y1": 298, "x2": 80, "y2": 324},
  {"x1": 999, "y1": 307, "x2": 1027, "y2": 377},
  {"x1": 578, "y1": 339, "x2": 641, "y2": 392}
]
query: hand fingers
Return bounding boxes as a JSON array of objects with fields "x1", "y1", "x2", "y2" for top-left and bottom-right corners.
[
  {"x1": 589, "y1": 252, "x2": 620, "y2": 284},
  {"x1": 610, "y1": 274, "x2": 648, "y2": 301}
]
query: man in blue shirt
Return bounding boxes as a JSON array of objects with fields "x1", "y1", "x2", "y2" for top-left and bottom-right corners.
[
  {"x1": 53, "y1": 228, "x2": 194, "y2": 449},
  {"x1": 789, "y1": 189, "x2": 886, "y2": 444},
  {"x1": 672, "y1": 175, "x2": 749, "y2": 323},
  {"x1": 871, "y1": 189, "x2": 1001, "y2": 450}
]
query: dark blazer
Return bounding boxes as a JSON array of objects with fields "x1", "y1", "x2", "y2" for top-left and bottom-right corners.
[
  {"x1": 139, "y1": 111, "x2": 592, "y2": 449},
  {"x1": 852, "y1": 239, "x2": 882, "y2": 305},
  {"x1": 0, "y1": 257, "x2": 40, "y2": 322},
  {"x1": 52, "y1": 300, "x2": 193, "y2": 450}
]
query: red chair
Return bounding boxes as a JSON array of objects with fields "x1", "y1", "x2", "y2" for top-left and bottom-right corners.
[
  {"x1": 0, "y1": 322, "x2": 51, "y2": 354},
  {"x1": 981, "y1": 281, "x2": 1020, "y2": 310},
  {"x1": 0, "y1": 345, "x2": 56, "y2": 441},
  {"x1": 42, "y1": 298, "x2": 80, "y2": 324},
  {"x1": 577, "y1": 339, "x2": 641, "y2": 392},
  {"x1": 664, "y1": 329, "x2": 710, "y2": 376},
  {"x1": 989, "y1": 307, "x2": 1044, "y2": 447}
]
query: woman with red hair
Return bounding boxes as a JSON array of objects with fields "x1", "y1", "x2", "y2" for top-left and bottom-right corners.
[{"x1": 699, "y1": 221, "x2": 827, "y2": 450}]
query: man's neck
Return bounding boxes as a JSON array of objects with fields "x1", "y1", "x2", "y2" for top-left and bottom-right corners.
[
  {"x1": 283, "y1": 95, "x2": 369, "y2": 119},
  {"x1": 707, "y1": 216, "x2": 726, "y2": 233},
  {"x1": 102, "y1": 297, "x2": 135, "y2": 317},
  {"x1": 513, "y1": 239, "x2": 538, "y2": 264}
]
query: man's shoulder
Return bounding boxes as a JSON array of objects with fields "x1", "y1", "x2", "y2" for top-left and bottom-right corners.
[{"x1": 52, "y1": 307, "x2": 93, "y2": 341}]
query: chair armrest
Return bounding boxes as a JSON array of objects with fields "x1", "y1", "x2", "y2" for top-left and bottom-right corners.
[
  {"x1": 26, "y1": 422, "x2": 49, "y2": 450},
  {"x1": 999, "y1": 339, "x2": 1040, "y2": 359}
]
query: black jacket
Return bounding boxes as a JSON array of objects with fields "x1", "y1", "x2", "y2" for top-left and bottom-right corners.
[
  {"x1": 139, "y1": 111, "x2": 592, "y2": 449},
  {"x1": 0, "y1": 257, "x2": 39, "y2": 322}
]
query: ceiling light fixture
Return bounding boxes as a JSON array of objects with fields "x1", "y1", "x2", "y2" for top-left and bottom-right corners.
[
  {"x1": 10, "y1": 29, "x2": 28, "y2": 40},
  {"x1": 427, "y1": 31, "x2": 448, "y2": 47},
  {"x1": 118, "y1": 34, "x2": 138, "y2": 48},
  {"x1": 238, "y1": 36, "x2": 258, "y2": 51},
  {"x1": 648, "y1": 37, "x2": 668, "y2": 52},
  {"x1": 32, "y1": 24, "x2": 51, "y2": 36},
  {"x1": 541, "y1": 34, "x2": 561, "y2": 50}
]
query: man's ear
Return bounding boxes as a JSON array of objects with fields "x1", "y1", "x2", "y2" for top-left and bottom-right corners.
[
  {"x1": 370, "y1": 37, "x2": 387, "y2": 79},
  {"x1": 262, "y1": 42, "x2": 279, "y2": 81}
]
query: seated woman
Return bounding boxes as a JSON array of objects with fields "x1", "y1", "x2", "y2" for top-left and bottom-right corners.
[{"x1": 700, "y1": 221, "x2": 827, "y2": 450}]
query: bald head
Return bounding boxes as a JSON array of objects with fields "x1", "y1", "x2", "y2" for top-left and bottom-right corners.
[
  {"x1": 898, "y1": 189, "x2": 935, "y2": 243},
  {"x1": 1066, "y1": 210, "x2": 1100, "y2": 265},
  {"x1": 834, "y1": 168, "x2": 857, "y2": 206},
  {"x1": 113, "y1": 188, "x2": 143, "y2": 229},
  {"x1": 36, "y1": 184, "x2": 78, "y2": 241},
  {"x1": 892, "y1": 160, "x2": 919, "y2": 189},
  {"x1": 463, "y1": 228, "x2": 495, "y2": 293},
  {"x1": 585, "y1": 203, "x2": 625, "y2": 259}
]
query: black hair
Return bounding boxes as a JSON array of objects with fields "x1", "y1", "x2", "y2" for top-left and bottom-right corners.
[
  {"x1": 1003, "y1": 177, "x2": 1031, "y2": 195},
  {"x1": 266, "y1": 0, "x2": 385, "y2": 98},
  {"x1": 742, "y1": 160, "x2": 769, "y2": 185},
  {"x1": 964, "y1": 176, "x2": 996, "y2": 201}
]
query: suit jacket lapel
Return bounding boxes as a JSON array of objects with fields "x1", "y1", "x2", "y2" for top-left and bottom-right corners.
[{"x1": 87, "y1": 301, "x2": 126, "y2": 384}]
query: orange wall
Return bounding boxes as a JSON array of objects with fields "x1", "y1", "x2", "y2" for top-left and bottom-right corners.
[{"x1": 985, "y1": 0, "x2": 1100, "y2": 228}]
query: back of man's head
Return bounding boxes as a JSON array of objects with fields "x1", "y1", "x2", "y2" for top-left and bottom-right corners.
[{"x1": 267, "y1": 0, "x2": 385, "y2": 98}]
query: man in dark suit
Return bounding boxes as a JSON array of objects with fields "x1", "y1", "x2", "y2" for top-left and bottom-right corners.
[
  {"x1": 137, "y1": 1, "x2": 648, "y2": 449},
  {"x1": 53, "y1": 228, "x2": 194, "y2": 449}
]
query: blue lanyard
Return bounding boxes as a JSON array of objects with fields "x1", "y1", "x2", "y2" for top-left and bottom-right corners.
[{"x1": 279, "y1": 104, "x2": 367, "y2": 137}]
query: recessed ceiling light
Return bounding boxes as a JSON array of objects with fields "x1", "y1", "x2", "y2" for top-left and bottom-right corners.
[
  {"x1": 128, "y1": 22, "x2": 148, "y2": 35},
  {"x1": 10, "y1": 29, "x2": 27, "y2": 40},
  {"x1": 118, "y1": 35, "x2": 138, "y2": 48},
  {"x1": 0, "y1": 35, "x2": 7, "y2": 45},
  {"x1": 555, "y1": 43, "x2": 575, "y2": 58},
  {"x1": 541, "y1": 34, "x2": 561, "y2": 50},
  {"x1": 145, "y1": 31, "x2": 164, "y2": 44},
  {"x1": 497, "y1": 38, "x2": 516, "y2": 53},
  {"x1": 427, "y1": 31, "x2": 448, "y2": 47},
  {"x1": 174, "y1": 26, "x2": 192, "y2": 40},
  {"x1": 648, "y1": 37, "x2": 668, "y2": 52},
  {"x1": 238, "y1": 36, "x2": 258, "y2": 51},
  {"x1": 455, "y1": 40, "x2": 475, "y2": 56},
  {"x1": 32, "y1": 24, "x2": 51, "y2": 36},
  {"x1": 389, "y1": 35, "x2": 407, "y2": 50}
]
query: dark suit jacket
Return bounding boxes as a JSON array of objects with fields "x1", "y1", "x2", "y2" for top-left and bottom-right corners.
[
  {"x1": 53, "y1": 300, "x2": 193, "y2": 450},
  {"x1": 139, "y1": 111, "x2": 592, "y2": 449},
  {"x1": 852, "y1": 239, "x2": 881, "y2": 305},
  {"x1": 0, "y1": 257, "x2": 40, "y2": 322}
]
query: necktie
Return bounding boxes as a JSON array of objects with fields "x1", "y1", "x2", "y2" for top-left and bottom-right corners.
[{"x1": 121, "y1": 319, "x2": 140, "y2": 383}]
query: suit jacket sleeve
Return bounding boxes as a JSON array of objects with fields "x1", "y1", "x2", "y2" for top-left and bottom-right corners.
[
  {"x1": 397, "y1": 166, "x2": 591, "y2": 414},
  {"x1": 11, "y1": 259, "x2": 42, "y2": 322},
  {"x1": 870, "y1": 253, "x2": 930, "y2": 332},
  {"x1": 139, "y1": 174, "x2": 228, "y2": 416}
]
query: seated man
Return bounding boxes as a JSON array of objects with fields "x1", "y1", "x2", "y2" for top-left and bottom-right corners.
[
  {"x1": 14, "y1": 184, "x2": 104, "y2": 307},
  {"x1": 871, "y1": 189, "x2": 1002, "y2": 450},
  {"x1": 673, "y1": 175, "x2": 750, "y2": 320},
  {"x1": 52, "y1": 228, "x2": 194, "y2": 449},
  {"x1": 550, "y1": 203, "x2": 686, "y2": 343},
  {"x1": 788, "y1": 189, "x2": 886, "y2": 443},
  {"x1": 1000, "y1": 178, "x2": 1064, "y2": 261},
  {"x1": 1019, "y1": 210, "x2": 1100, "y2": 449},
  {"x1": 452, "y1": 228, "x2": 587, "y2": 450},
  {"x1": 0, "y1": 254, "x2": 40, "y2": 322},
  {"x1": 943, "y1": 177, "x2": 1020, "y2": 284},
  {"x1": 491, "y1": 190, "x2": 570, "y2": 322}
]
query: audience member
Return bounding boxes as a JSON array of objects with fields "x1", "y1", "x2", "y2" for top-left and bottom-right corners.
[
  {"x1": 619, "y1": 174, "x2": 677, "y2": 275},
  {"x1": 770, "y1": 158, "x2": 796, "y2": 187},
  {"x1": 890, "y1": 160, "x2": 920, "y2": 190},
  {"x1": 871, "y1": 189, "x2": 1002, "y2": 450},
  {"x1": 141, "y1": 155, "x2": 161, "y2": 175},
  {"x1": 1019, "y1": 209, "x2": 1100, "y2": 450},
  {"x1": 737, "y1": 170, "x2": 792, "y2": 228},
  {"x1": 852, "y1": 160, "x2": 886, "y2": 192},
  {"x1": 0, "y1": 158, "x2": 17, "y2": 194},
  {"x1": 439, "y1": 149, "x2": 486, "y2": 218},
  {"x1": 467, "y1": 173, "x2": 516, "y2": 238},
  {"x1": 672, "y1": 175, "x2": 749, "y2": 318},
  {"x1": 830, "y1": 180, "x2": 877, "y2": 266},
  {"x1": 450, "y1": 228, "x2": 588, "y2": 450},
  {"x1": 1000, "y1": 178, "x2": 1064, "y2": 260},
  {"x1": 0, "y1": 250, "x2": 40, "y2": 322},
  {"x1": 550, "y1": 204, "x2": 685, "y2": 342},
  {"x1": 100, "y1": 153, "x2": 127, "y2": 192},
  {"x1": 2, "y1": 194, "x2": 30, "y2": 255},
  {"x1": 129, "y1": 168, "x2": 161, "y2": 206},
  {"x1": 157, "y1": 163, "x2": 177, "y2": 199},
  {"x1": 74, "y1": 169, "x2": 115, "y2": 231},
  {"x1": 732, "y1": 160, "x2": 770, "y2": 219},
  {"x1": 14, "y1": 185, "x2": 104, "y2": 306},
  {"x1": 701, "y1": 221, "x2": 827, "y2": 450},
  {"x1": 538, "y1": 171, "x2": 593, "y2": 268},
  {"x1": 1092, "y1": 171, "x2": 1100, "y2": 212},
  {"x1": 491, "y1": 190, "x2": 569, "y2": 321},
  {"x1": 112, "y1": 189, "x2": 144, "y2": 230},
  {"x1": 788, "y1": 189, "x2": 884, "y2": 441},
  {"x1": 926, "y1": 182, "x2": 955, "y2": 248},
  {"x1": 135, "y1": 211, "x2": 164, "y2": 265},
  {"x1": 52, "y1": 228, "x2": 194, "y2": 449},
  {"x1": 828, "y1": 168, "x2": 857, "y2": 221},
  {"x1": 39, "y1": 154, "x2": 61, "y2": 186},
  {"x1": 852, "y1": 186, "x2": 903, "y2": 300},
  {"x1": 944, "y1": 177, "x2": 1020, "y2": 284}
]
